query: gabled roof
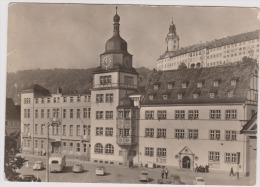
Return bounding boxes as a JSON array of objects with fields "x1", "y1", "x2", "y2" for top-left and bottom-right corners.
[
  {"x1": 142, "y1": 60, "x2": 257, "y2": 105},
  {"x1": 6, "y1": 98, "x2": 20, "y2": 119},
  {"x1": 240, "y1": 112, "x2": 257, "y2": 135},
  {"x1": 158, "y1": 30, "x2": 259, "y2": 60}
]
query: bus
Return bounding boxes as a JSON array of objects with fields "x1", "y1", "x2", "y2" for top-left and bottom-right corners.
[{"x1": 49, "y1": 154, "x2": 66, "y2": 172}]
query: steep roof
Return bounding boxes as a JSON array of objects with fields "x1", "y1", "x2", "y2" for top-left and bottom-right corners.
[
  {"x1": 158, "y1": 30, "x2": 259, "y2": 60},
  {"x1": 142, "y1": 61, "x2": 257, "y2": 105},
  {"x1": 21, "y1": 84, "x2": 51, "y2": 97},
  {"x1": 6, "y1": 98, "x2": 20, "y2": 119},
  {"x1": 240, "y1": 112, "x2": 257, "y2": 135}
]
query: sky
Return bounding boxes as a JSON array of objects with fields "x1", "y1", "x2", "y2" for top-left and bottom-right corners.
[{"x1": 7, "y1": 3, "x2": 260, "y2": 72}]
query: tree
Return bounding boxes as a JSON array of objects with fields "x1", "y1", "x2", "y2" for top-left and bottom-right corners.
[
  {"x1": 178, "y1": 63, "x2": 187, "y2": 70},
  {"x1": 4, "y1": 135, "x2": 26, "y2": 181}
]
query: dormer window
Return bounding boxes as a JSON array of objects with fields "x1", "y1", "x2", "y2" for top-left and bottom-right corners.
[
  {"x1": 149, "y1": 95, "x2": 154, "y2": 100},
  {"x1": 213, "y1": 81, "x2": 219, "y2": 87},
  {"x1": 168, "y1": 84, "x2": 173, "y2": 89},
  {"x1": 154, "y1": 85, "x2": 159, "y2": 90},
  {"x1": 163, "y1": 95, "x2": 168, "y2": 100},
  {"x1": 228, "y1": 91, "x2": 234, "y2": 98},
  {"x1": 178, "y1": 94, "x2": 183, "y2": 99},
  {"x1": 231, "y1": 80, "x2": 237, "y2": 86},
  {"x1": 210, "y1": 93, "x2": 215, "y2": 98},
  {"x1": 197, "y1": 82, "x2": 203, "y2": 88},
  {"x1": 193, "y1": 94, "x2": 199, "y2": 99},
  {"x1": 182, "y1": 83, "x2": 187, "y2": 88}
]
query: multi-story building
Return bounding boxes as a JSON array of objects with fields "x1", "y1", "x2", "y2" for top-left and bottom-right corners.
[
  {"x1": 139, "y1": 61, "x2": 258, "y2": 175},
  {"x1": 20, "y1": 85, "x2": 91, "y2": 160},
  {"x1": 157, "y1": 21, "x2": 259, "y2": 71},
  {"x1": 90, "y1": 9, "x2": 139, "y2": 166}
]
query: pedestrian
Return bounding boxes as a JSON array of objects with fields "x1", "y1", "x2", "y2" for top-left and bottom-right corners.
[
  {"x1": 195, "y1": 164, "x2": 198, "y2": 172},
  {"x1": 140, "y1": 162, "x2": 143, "y2": 168},
  {"x1": 164, "y1": 167, "x2": 169, "y2": 179},
  {"x1": 229, "y1": 167, "x2": 234, "y2": 176},
  {"x1": 161, "y1": 169, "x2": 164, "y2": 179}
]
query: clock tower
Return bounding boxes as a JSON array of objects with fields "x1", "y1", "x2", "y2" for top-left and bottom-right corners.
[{"x1": 91, "y1": 7, "x2": 139, "y2": 166}]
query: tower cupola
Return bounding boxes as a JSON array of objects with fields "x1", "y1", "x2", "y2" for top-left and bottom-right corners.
[{"x1": 165, "y1": 18, "x2": 180, "y2": 52}]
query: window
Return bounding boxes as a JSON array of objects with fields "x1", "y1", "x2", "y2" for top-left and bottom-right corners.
[
  {"x1": 76, "y1": 125, "x2": 80, "y2": 136},
  {"x1": 157, "y1": 110, "x2": 167, "y2": 120},
  {"x1": 24, "y1": 109, "x2": 30, "y2": 118},
  {"x1": 69, "y1": 142, "x2": 73, "y2": 151},
  {"x1": 76, "y1": 143, "x2": 80, "y2": 152},
  {"x1": 77, "y1": 96, "x2": 81, "y2": 102},
  {"x1": 177, "y1": 94, "x2": 183, "y2": 99},
  {"x1": 100, "y1": 75, "x2": 112, "y2": 85},
  {"x1": 118, "y1": 129, "x2": 124, "y2": 137},
  {"x1": 96, "y1": 94, "x2": 104, "y2": 103},
  {"x1": 63, "y1": 109, "x2": 66, "y2": 118},
  {"x1": 175, "y1": 129, "x2": 185, "y2": 139},
  {"x1": 63, "y1": 97, "x2": 67, "y2": 103},
  {"x1": 145, "y1": 110, "x2": 154, "y2": 119},
  {"x1": 145, "y1": 147, "x2": 154, "y2": 157},
  {"x1": 157, "y1": 148, "x2": 166, "y2": 157},
  {"x1": 96, "y1": 111, "x2": 104, "y2": 120},
  {"x1": 53, "y1": 108, "x2": 59, "y2": 118},
  {"x1": 105, "y1": 111, "x2": 113, "y2": 119},
  {"x1": 213, "y1": 81, "x2": 219, "y2": 87},
  {"x1": 41, "y1": 109, "x2": 44, "y2": 118},
  {"x1": 83, "y1": 143, "x2": 87, "y2": 152},
  {"x1": 77, "y1": 109, "x2": 80, "y2": 118},
  {"x1": 225, "y1": 130, "x2": 237, "y2": 141},
  {"x1": 70, "y1": 109, "x2": 73, "y2": 118},
  {"x1": 175, "y1": 110, "x2": 185, "y2": 119},
  {"x1": 88, "y1": 108, "x2": 91, "y2": 118},
  {"x1": 210, "y1": 93, "x2": 215, "y2": 98},
  {"x1": 157, "y1": 128, "x2": 166, "y2": 138},
  {"x1": 96, "y1": 127, "x2": 103, "y2": 136},
  {"x1": 209, "y1": 151, "x2": 220, "y2": 161},
  {"x1": 62, "y1": 125, "x2": 66, "y2": 135},
  {"x1": 182, "y1": 83, "x2": 187, "y2": 88},
  {"x1": 163, "y1": 95, "x2": 168, "y2": 100},
  {"x1": 188, "y1": 110, "x2": 199, "y2": 119},
  {"x1": 105, "y1": 127, "x2": 113, "y2": 136},
  {"x1": 225, "y1": 110, "x2": 237, "y2": 120},
  {"x1": 40, "y1": 124, "x2": 44, "y2": 135},
  {"x1": 188, "y1": 129, "x2": 198, "y2": 139},
  {"x1": 168, "y1": 84, "x2": 173, "y2": 89},
  {"x1": 149, "y1": 95, "x2": 154, "y2": 100},
  {"x1": 35, "y1": 109, "x2": 38, "y2": 118},
  {"x1": 53, "y1": 97, "x2": 57, "y2": 103},
  {"x1": 35, "y1": 124, "x2": 38, "y2": 134},
  {"x1": 83, "y1": 125, "x2": 87, "y2": 135},
  {"x1": 105, "y1": 93, "x2": 113, "y2": 103},
  {"x1": 145, "y1": 128, "x2": 154, "y2": 137},
  {"x1": 69, "y1": 125, "x2": 73, "y2": 136},
  {"x1": 41, "y1": 140, "x2": 44, "y2": 149},
  {"x1": 124, "y1": 129, "x2": 130, "y2": 136},
  {"x1": 209, "y1": 130, "x2": 221, "y2": 140},
  {"x1": 47, "y1": 98, "x2": 51, "y2": 103},
  {"x1": 24, "y1": 98, "x2": 31, "y2": 104},
  {"x1": 227, "y1": 91, "x2": 234, "y2": 98},
  {"x1": 41, "y1": 98, "x2": 44, "y2": 104},
  {"x1": 124, "y1": 76, "x2": 134, "y2": 86},
  {"x1": 95, "y1": 143, "x2": 103, "y2": 154},
  {"x1": 154, "y1": 85, "x2": 159, "y2": 90},
  {"x1": 47, "y1": 109, "x2": 50, "y2": 118},
  {"x1": 225, "y1": 153, "x2": 237, "y2": 163},
  {"x1": 70, "y1": 97, "x2": 74, "y2": 103},
  {"x1": 210, "y1": 110, "x2": 221, "y2": 119},
  {"x1": 105, "y1": 144, "x2": 114, "y2": 154}
]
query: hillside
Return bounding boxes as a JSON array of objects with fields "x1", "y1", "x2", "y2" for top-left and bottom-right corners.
[{"x1": 6, "y1": 67, "x2": 153, "y2": 104}]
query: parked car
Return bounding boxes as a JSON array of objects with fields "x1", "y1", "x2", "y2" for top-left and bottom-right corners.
[
  {"x1": 157, "y1": 178, "x2": 171, "y2": 184},
  {"x1": 139, "y1": 170, "x2": 149, "y2": 182},
  {"x1": 18, "y1": 175, "x2": 41, "y2": 182},
  {"x1": 32, "y1": 161, "x2": 44, "y2": 170},
  {"x1": 193, "y1": 177, "x2": 206, "y2": 185},
  {"x1": 95, "y1": 166, "x2": 106, "y2": 176},
  {"x1": 72, "y1": 163, "x2": 83, "y2": 173},
  {"x1": 170, "y1": 174, "x2": 184, "y2": 184}
]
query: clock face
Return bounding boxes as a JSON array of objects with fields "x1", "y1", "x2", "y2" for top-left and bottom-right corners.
[{"x1": 102, "y1": 55, "x2": 112, "y2": 69}]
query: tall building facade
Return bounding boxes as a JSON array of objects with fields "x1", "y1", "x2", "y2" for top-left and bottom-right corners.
[
  {"x1": 20, "y1": 85, "x2": 91, "y2": 160},
  {"x1": 157, "y1": 23, "x2": 259, "y2": 71},
  {"x1": 90, "y1": 9, "x2": 139, "y2": 165}
]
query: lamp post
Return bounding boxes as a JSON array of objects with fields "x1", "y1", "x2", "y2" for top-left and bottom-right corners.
[{"x1": 45, "y1": 122, "x2": 51, "y2": 182}]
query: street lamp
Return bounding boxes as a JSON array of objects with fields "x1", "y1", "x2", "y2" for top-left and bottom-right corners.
[{"x1": 44, "y1": 122, "x2": 52, "y2": 182}]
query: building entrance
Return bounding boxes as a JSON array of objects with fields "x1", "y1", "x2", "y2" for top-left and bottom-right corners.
[{"x1": 182, "y1": 156, "x2": 191, "y2": 169}]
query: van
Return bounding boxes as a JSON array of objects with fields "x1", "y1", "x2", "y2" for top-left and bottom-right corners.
[{"x1": 49, "y1": 154, "x2": 66, "y2": 172}]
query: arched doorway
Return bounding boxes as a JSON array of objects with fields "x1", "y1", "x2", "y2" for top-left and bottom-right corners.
[{"x1": 182, "y1": 156, "x2": 191, "y2": 169}]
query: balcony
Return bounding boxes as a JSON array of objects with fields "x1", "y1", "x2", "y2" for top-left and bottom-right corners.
[
  {"x1": 116, "y1": 136, "x2": 136, "y2": 145},
  {"x1": 81, "y1": 135, "x2": 90, "y2": 142}
]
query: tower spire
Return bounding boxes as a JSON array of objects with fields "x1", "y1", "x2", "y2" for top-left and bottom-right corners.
[{"x1": 113, "y1": 6, "x2": 120, "y2": 34}]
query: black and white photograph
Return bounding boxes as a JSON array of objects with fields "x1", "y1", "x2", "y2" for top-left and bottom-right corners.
[{"x1": 1, "y1": 1, "x2": 259, "y2": 186}]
